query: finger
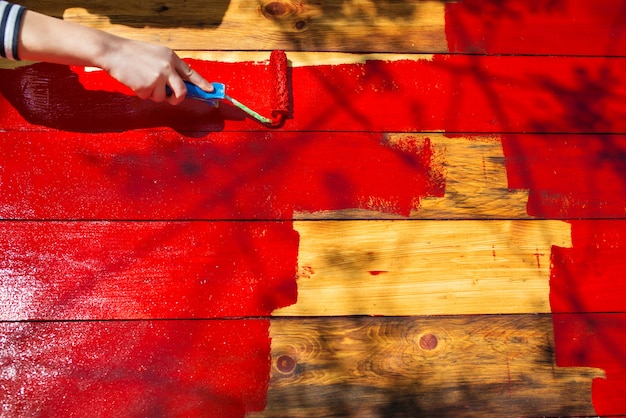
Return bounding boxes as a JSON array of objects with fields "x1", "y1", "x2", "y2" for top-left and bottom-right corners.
[
  {"x1": 176, "y1": 59, "x2": 214, "y2": 93},
  {"x1": 187, "y1": 70, "x2": 215, "y2": 93},
  {"x1": 165, "y1": 76, "x2": 187, "y2": 105},
  {"x1": 134, "y1": 87, "x2": 152, "y2": 101},
  {"x1": 175, "y1": 59, "x2": 195, "y2": 80},
  {"x1": 150, "y1": 83, "x2": 168, "y2": 103}
]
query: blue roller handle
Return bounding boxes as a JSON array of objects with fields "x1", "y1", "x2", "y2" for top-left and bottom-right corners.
[{"x1": 166, "y1": 81, "x2": 226, "y2": 106}]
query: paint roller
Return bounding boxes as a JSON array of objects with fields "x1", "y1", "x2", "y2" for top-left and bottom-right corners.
[{"x1": 175, "y1": 50, "x2": 289, "y2": 127}]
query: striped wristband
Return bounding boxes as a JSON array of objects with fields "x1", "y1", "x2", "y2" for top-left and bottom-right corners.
[{"x1": 0, "y1": 1, "x2": 26, "y2": 60}]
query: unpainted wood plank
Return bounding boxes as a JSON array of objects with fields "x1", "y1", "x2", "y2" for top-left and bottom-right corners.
[
  {"x1": 18, "y1": 0, "x2": 626, "y2": 56},
  {"x1": 19, "y1": 0, "x2": 448, "y2": 52},
  {"x1": 252, "y1": 315, "x2": 602, "y2": 417},
  {"x1": 274, "y1": 220, "x2": 571, "y2": 316},
  {"x1": 296, "y1": 135, "x2": 529, "y2": 220}
]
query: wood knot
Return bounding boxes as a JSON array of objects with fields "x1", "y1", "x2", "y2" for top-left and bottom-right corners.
[
  {"x1": 413, "y1": 328, "x2": 447, "y2": 359},
  {"x1": 264, "y1": 1, "x2": 287, "y2": 16},
  {"x1": 419, "y1": 333, "x2": 438, "y2": 351},
  {"x1": 261, "y1": 1, "x2": 295, "y2": 19},
  {"x1": 260, "y1": 0, "x2": 317, "y2": 31},
  {"x1": 293, "y1": 20, "x2": 307, "y2": 30},
  {"x1": 276, "y1": 355, "x2": 297, "y2": 374}
]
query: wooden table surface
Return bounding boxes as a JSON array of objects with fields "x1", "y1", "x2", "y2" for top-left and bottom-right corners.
[{"x1": 1, "y1": 0, "x2": 625, "y2": 416}]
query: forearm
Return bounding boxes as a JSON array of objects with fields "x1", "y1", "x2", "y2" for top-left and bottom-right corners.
[
  {"x1": 2, "y1": 1, "x2": 213, "y2": 103},
  {"x1": 17, "y1": 8, "x2": 120, "y2": 68}
]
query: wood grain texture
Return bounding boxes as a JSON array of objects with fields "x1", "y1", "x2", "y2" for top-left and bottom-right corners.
[
  {"x1": 274, "y1": 220, "x2": 571, "y2": 316},
  {"x1": 17, "y1": 0, "x2": 626, "y2": 56},
  {"x1": 1, "y1": 0, "x2": 625, "y2": 416},
  {"x1": 0, "y1": 319, "x2": 273, "y2": 416},
  {"x1": 0, "y1": 131, "x2": 531, "y2": 220},
  {"x1": 21, "y1": 0, "x2": 448, "y2": 53},
  {"x1": 253, "y1": 315, "x2": 602, "y2": 417},
  {"x1": 4, "y1": 55, "x2": 626, "y2": 134}
]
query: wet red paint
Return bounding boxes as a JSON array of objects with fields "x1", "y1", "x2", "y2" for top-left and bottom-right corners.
[
  {"x1": 444, "y1": 1, "x2": 626, "y2": 414},
  {"x1": 0, "y1": 221, "x2": 299, "y2": 320},
  {"x1": 0, "y1": 320, "x2": 271, "y2": 416},
  {"x1": 446, "y1": 0, "x2": 626, "y2": 56},
  {"x1": 0, "y1": 220, "x2": 297, "y2": 415},
  {"x1": 3, "y1": 55, "x2": 626, "y2": 134},
  {"x1": 503, "y1": 135, "x2": 626, "y2": 219},
  {"x1": 0, "y1": 58, "x2": 444, "y2": 415},
  {"x1": 1, "y1": 1, "x2": 626, "y2": 414},
  {"x1": 549, "y1": 222, "x2": 626, "y2": 415},
  {"x1": 0, "y1": 131, "x2": 443, "y2": 220}
]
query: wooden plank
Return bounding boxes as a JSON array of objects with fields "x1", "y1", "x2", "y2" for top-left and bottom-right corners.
[
  {"x1": 253, "y1": 315, "x2": 602, "y2": 417},
  {"x1": 553, "y1": 313, "x2": 626, "y2": 416},
  {"x1": 0, "y1": 315, "x2": 609, "y2": 416},
  {"x1": 0, "y1": 319, "x2": 273, "y2": 416},
  {"x1": 17, "y1": 0, "x2": 626, "y2": 56},
  {"x1": 3, "y1": 55, "x2": 626, "y2": 133},
  {"x1": 0, "y1": 219, "x2": 571, "y2": 319},
  {"x1": 274, "y1": 219, "x2": 571, "y2": 316},
  {"x1": 3, "y1": 126, "x2": 626, "y2": 222},
  {"x1": 0, "y1": 131, "x2": 536, "y2": 220},
  {"x1": 0, "y1": 221, "x2": 298, "y2": 320},
  {"x1": 21, "y1": 0, "x2": 447, "y2": 53}
]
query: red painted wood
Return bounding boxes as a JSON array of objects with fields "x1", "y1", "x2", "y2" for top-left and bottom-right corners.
[
  {"x1": 1, "y1": 3, "x2": 626, "y2": 414},
  {"x1": 0, "y1": 221, "x2": 298, "y2": 320},
  {"x1": 0, "y1": 319, "x2": 270, "y2": 416},
  {"x1": 0, "y1": 131, "x2": 443, "y2": 220},
  {"x1": 554, "y1": 313, "x2": 626, "y2": 416},
  {"x1": 502, "y1": 134, "x2": 626, "y2": 219},
  {"x1": 446, "y1": 0, "x2": 626, "y2": 56},
  {"x1": 551, "y1": 219, "x2": 626, "y2": 417},
  {"x1": 444, "y1": 2, "x2": 626, "y2": 414},
  {"x1": 2, "y1": 56, "x2": 626, "y2": 134}
]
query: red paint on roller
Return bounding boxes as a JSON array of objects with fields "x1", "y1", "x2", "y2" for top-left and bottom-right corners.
[{"x1": 269, "y1": 50, "x2": 289, "y2": 126}]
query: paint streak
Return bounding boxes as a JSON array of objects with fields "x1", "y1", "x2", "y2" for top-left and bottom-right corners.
[
  {"x1": 0, "y1": 221, "x2": 298, "y2": 320},
  {"x1": 0, "y1": 320, "x2": 270, "y2": 416},
  {"x1": 444, "y1": 1, "x2": 626, "y2": 414},
  {"x1": 2, "y1": 55, "x2": 626, "y2": 133},
  {"x1": 0, "y1": 60, "x2": 444, "y2": 415},
  {"x1": 550, "y1": 222, "x2": 626, "y2": 417},
  {"x1": 0, "y1": 132, "x2": 443, "y2": 220},
  {"x1": 503, "y1": 135, "x2": 626, "y2": 219},
  {"x1": 445, "y1": 0, "x2": 626, "y2": 56}
]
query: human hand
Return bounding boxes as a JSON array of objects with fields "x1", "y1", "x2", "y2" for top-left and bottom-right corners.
[
  {"x1": 17, "y1": 9, "x2": 214, "y2": 105},
  {"x1": 100, "y1": 38, "x2": 214, "y2": 105}
]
